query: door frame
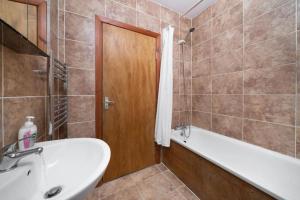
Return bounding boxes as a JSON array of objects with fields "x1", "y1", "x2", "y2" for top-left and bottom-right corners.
[{"x1": 95, "y1": 15, "x2": 161, "y2": 161}]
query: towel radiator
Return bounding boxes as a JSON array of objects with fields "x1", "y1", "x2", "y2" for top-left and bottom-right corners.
[{"x1": 48, "y1": 54, "x2": 68, "y2": 139}]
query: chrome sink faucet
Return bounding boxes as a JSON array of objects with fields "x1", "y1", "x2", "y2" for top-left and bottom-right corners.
[{"x1": 0, "y1": 136, "x2": 43, "y2": 173}]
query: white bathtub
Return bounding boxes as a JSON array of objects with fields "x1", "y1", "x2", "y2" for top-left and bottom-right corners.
[{"x1": 171, "y1": 126, "x2": 300, "y2": 200}]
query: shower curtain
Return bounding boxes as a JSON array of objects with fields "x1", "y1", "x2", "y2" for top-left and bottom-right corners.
[{"x1": 155, "y1": 25, "x2": 174, "y2": 147}]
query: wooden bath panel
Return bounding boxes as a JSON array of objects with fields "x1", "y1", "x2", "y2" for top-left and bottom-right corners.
[{"x1": 163, "y1": 141, "x2": 275, "y2": 200}]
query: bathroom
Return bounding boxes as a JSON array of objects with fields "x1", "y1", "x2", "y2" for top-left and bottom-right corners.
[{"x1": 0, "y1": 0, "x2": 299, "y2": 199}]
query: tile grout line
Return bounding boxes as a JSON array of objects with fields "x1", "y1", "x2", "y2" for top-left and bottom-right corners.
[
  {"x1": 209, "y1": 69, "x2": 245, "y2": 77},
  {"x1": 192, "y1": 109, "x2": 299, "y2": 129},
  {"x1": 244, "y1": 30, "x2": 297, "y2": 48},
  {"x1": 67, "y1": 94, "x2": 95, "y2": 97},
  {"x1": 210, "y1": 1, "x2": 243, "y2": 20},
  {"x1": 109, "y1": 0, "x2": 137, "y2": 12},
  {"x1": 175, "y1": 186, "x2": 190, "y2": 200},
  {"x1": 63, "y1": 0, "x2": 66, "y2": 63},
  {"x1": 107, "y1": 0, "x2": 155, "y2": 27},
  {"x1": 67, "y1": 66, "x2": 95, "y2": 71},
  {"x1": 1, "y1": 24, "x2": 4, "y2": 146},
  {"x1": 104, "y1": 0, "x2": 107, "y2": 17},
  {"x1": 295, "y1": 0, "x2": 298, "y2": 158},
  {"x1": 193, "y1": 16, "x2": 213, "y2": 31},
  {"x1": 160, "y1": 167, "x2": 200, "y2": 199},
  {"x1": 135, "y1": 0, "x2": 138, "y2": 26},
  {"x1": 159, "y1": 2, "x2": 161, "y2": 33},
  {"x1": 193, "y1": 24, "x2": 243, "y2": 48},
  {"x1": 243, "y1": 0, "x2": 294, "y2": 25},
  {"x1": 67, "y1": 120, "x2": 96, "y2": 125},
  {"x1": 2, "y1": 96, "x2": 47, "y2": 99},
  {"x1": 191, "y1": 93, "x2": 297, "y2": 96},
  {"x1": 191, "y1": 61, "x2": 297, "y2": 77},
  {"x1": 99, "y1": 165, "x2": 152, "y2": 199},
  {"x1": 209, "y1": 11, "x2": 213, "y2": 130},
  {"x1": 64, "y1": 8, "x2": 100, "y2": 19},
  {"x1": 191, "y1": 17, "x2": 193, "y2": 126},
  {"x1": 44, "y1": 96, "x2": 47, "y2": 139},
  {"x1": 193, "y1": 27, "x2": 296, "y2": 53},
  {"x1": 178, "y1": 16, "x2": 182, "y2": 125},
  {"x1": 242, "y1": 0, "x2": 245, "y2": 141},
  {"x1": 57, "y1": 0, "x2": 60, "y2": 60},
  {"x1": 191, "y1": 0, "x2": 298, "y2": 148},
  {"x1": 209, "y1": 111, "x2": 296, "y2": 128},
  {"x1": 63, "y1": 0, "x2": 160, "y2": 23},
  {"x1": 98, "y1": 164, "x2": 197, "y2": 200},
  {"x1": 210, "y1": 0, "x2": 291, "y2": 33},
  {"x1": 158, "y1": 0, "x2": 161, "y2": 140},
  {"x1": 160, "y1": 168, "x2": 184, "y2": 190},
  {"x1": 191, "y1": 8, "x2": 214, "y2": 130},
  {"x1": 175, "y1": 185, "x2": 200, "y2": 200},
  {"x1": 136, "y1": 0, "x2": 163, "y2": 19},
  {"x1": 136, "y1": 183, "x2": 146, "y2": 200},
  {"x1": 64, "y1": 38, "x2": 95, "y2": 45}
]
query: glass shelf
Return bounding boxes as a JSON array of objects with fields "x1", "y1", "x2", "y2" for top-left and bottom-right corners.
[{"x1": 0, "y1": 18, "x2": 49, "y2": 57}]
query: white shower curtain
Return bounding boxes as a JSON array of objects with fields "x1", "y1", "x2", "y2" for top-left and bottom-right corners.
[{"x1": 155, "y1": 25, "x2": 174, "y2": 147}]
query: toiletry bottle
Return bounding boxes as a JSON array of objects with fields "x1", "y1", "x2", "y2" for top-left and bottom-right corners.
[
  {"x1": 18, "y1": 116, "x2": 37, "y2": 150},
  {"x1": 29, "y1": 116, "x2": 37, "y2": 147}
]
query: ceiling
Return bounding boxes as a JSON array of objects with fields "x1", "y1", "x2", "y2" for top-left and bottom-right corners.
[{"x1": 152, "y1": 0, "x2": 217, "y2": 19}]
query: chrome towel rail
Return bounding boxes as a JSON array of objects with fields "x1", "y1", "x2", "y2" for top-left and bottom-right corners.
[{"x1": 48, "y1": 54, "x2": 68, "y2": 138}]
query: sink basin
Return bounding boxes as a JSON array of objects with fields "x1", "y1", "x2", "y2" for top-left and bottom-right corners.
[{"x1": 0, "y1": 138, "x2": 111, "y2": 200}]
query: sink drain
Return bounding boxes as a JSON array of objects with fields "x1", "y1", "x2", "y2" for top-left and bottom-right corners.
[{"x1": 44, "y1": 186, "x2": 62, "y2": 199}]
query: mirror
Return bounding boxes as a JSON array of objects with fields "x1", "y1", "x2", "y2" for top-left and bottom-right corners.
[{"x1": 0, "y1": 0, "x2": 47, "y2": 51}]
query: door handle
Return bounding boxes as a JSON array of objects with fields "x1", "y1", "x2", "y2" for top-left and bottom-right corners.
[{"x1": 104, "y1": 96, "x2": 114, "y2": 110}]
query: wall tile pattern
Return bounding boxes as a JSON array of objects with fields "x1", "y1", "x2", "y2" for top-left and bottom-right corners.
[
  {"x1": 55, "y1": 0, "x2": 192, "y2": 137},
  {"x1": 0, "y1": 46, "x2": 48, "y2": 146},
  {"x1": 54, "y1": 0, "x2": 300, "y2": 158},
  {"x1": 191, "y1": 0, "x2": 299, "y2": 158}
]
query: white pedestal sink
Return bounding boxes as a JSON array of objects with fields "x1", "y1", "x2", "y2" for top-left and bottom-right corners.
[{"x1": 0, "y1": 138, "x2": 111, "y2": 200}]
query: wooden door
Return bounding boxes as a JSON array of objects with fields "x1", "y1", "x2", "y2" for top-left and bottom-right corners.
[{"x1": 100, "y1": 22, "x2": 159, "y2": 182}]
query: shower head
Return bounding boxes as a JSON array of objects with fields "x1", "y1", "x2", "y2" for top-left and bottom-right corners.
[
  {"x1": 189, "y1": 27, "x2": 195, "y2": 33},
  {"x1": 177, "y1": 27, "x2": 196, "y2": 45}
]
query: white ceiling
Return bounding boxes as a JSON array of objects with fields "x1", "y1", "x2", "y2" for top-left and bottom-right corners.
[{"x1": 152, "y1": 0, "x2": 217, "y2": 19}]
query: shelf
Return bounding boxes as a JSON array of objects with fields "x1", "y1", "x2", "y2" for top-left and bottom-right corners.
[{"x1": 0, "y1": 18, "x2": 49, "y2": 57}]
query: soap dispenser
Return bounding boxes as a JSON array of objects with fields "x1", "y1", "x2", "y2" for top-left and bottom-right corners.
[{"x1": 18, "y1": 116, "x2": 37, "y2": 150}]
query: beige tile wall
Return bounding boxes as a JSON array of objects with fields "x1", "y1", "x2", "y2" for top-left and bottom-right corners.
[
  {"x1": 191, "y1": 0, "x2": 299, "y2": 158},
  {"x1": 54, "y1": 0, "x2": 192, "y2": 138},
  {"x1": 51, "y1": 0, "x2": 68, "y2": 140},
  {"x1": 0, "y1": 1, "x2": 49, "y2": 147},
  {"x1": 53, "y1": 0, "x2": 300, "y2": 159},
  {"x1": 0, "y1": 45, "x2": 48, "y2": 146}
]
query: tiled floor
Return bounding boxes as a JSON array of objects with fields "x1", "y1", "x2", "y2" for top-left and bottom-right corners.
[{"x1": 86, "y1": 163, "x2": 199, "y2": 200}]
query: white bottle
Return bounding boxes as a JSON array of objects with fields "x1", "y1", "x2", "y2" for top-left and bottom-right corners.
[{"x1": 18, "y1": 116, "x2": 37, "y2": 150}]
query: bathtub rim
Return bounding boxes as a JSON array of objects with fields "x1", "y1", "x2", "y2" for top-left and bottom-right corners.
[{"x1": 171, "y1": 126, "x2": 300, "y2": 200}]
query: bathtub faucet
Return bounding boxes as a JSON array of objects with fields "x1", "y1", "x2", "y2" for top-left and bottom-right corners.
[
  {"x1": 174, "y1": 124, "x2": 187, "y2": 131},
  {"x1": 175, "y1": 124, "x2": 191, "y2": 141},
  {"x1": 174, "y1": 124, "x2": 188, "y2": 137}
]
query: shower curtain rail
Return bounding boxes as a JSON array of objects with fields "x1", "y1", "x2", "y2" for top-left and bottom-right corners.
[{"x1": 181, "y1": 0, "x2": 205, "y2": 18}]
